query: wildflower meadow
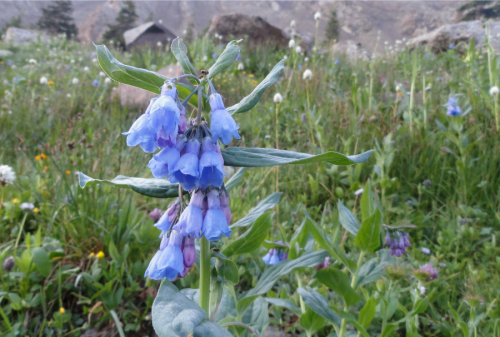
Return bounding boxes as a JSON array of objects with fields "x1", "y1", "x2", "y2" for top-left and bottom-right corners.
[{"x1": 1, "y1": 16, "x2": 500, "y2": 337}]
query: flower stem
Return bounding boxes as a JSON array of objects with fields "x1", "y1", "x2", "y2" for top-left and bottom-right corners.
[
  {"x1": 339, "y1": 251, "x2": 365, "y2": 337},
  {"x1": 199, "y1": 236, "x2": 211, "y2": 313},
  {"x1": 295, "y1": 272, "x2": 307, "y2": 314}
]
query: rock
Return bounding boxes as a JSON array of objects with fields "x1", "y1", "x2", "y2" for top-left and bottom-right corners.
[
  {"x1": 408, "y1": 20, "x2": 500, "y2": 53},
  {"x1": 333, "y1": 40, "x2": 372, "y2": 61},
  {"x1": 4, "y1": 27, "x2": 50, "y2": 46},
  {"x1": 263, "y1": 325, "x2": 289, "y2": 337},
  {"x1": 112, "y1": 64, "x2": 183, "y2": 108},
  {"x1": 282, "y1": 27, "x2": 314, "y2": 51},
  {"x1": 0, "y1": 50, "x2": 13, "y2": 57},
  {"x1": 80, "y1": 329, "x2": 100, "y2": 337},
  {"x1": 206, "y1": 14, "x2": 288, "y2": 47}
]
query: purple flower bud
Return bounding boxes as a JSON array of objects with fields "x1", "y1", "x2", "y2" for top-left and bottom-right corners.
[
  {"x1": 182, "y1": 237, "x2": 196, "y2": 267},
  {"x1": 398, "y1": 236, "x2": 405, "y2": 250},
  {"x1": 149, "y1": 208, "x2": 163, "y2": 221},
  {"x1": 315, "y1": 257, "x2": 330, "y2": 270},
  {"x1": 385, "y1": 231, "x2": 391, "y2": 246},
  {"x1": 395, "y1": 248, "x2": 402, "y2": 257},
  {"x1": 404, "y1": 232, "x2": 411, "y2": 247},
  {"x1": 178, "y1": 105, "x2": 187, "y2": 134},
  {"x1": 220, "y1": 189, "x2": 231, "y2": 224},
  {"x1": 154, "y1": 200, "x2": 180, "y2": 236},
  {"x1": 301, "y1": 114, "x2": 307, "y2": 122}
]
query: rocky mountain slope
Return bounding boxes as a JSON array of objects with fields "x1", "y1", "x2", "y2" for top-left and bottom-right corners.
[{"x1": 1, "y1": 0, "x2": 460, "y2": 51}]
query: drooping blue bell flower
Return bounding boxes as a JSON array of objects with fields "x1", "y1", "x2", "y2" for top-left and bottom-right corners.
[
  {"x1": 145, "y1": 230, "x2": 184, "y2": 280},
  {"x1": 169, "y1": 138, "x2": 200, "y2": 190},
  {"x1": 122, "y1": 113, "x2": 158, "y2": 153},
  {"x1": 202, "y1": 189, "x2": 232, "y2": 241},
  {"x1": 154, "y1": 199, "x2": 180, "y2": 237},
  {"x1": 148, "y1": 135, "x2": 187, "y2": 179},
  {"x1": 198, "y1": 137, "x2": 225, "y2": 189},
  {"x1": 446, "y1": 97, "x2": 462, "y2": 117},
  {"x1": 209, "y1": 93, "x2": 240, "y2": 145},
  {"x1": 173, "y1": 190, "x2": 204, "y2": 238}
]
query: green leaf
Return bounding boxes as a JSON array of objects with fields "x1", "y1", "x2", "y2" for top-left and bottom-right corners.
[
  {"x1": 357, "y1": 258, "x2": 387, "y2": 287},
  {"x1": 360, "y1": 180, "x2": 375, "y2": 222},
  {"x1": 78, "y1": 172, "x2": 182, "y2": 198},
  {"x1": 305, "y1": 216, "x2": 356, "y2": 271},
  {"x1": 222, "y1": 148, "x2": 374, "y2": 167},
  {"x1": 262, "y1": 240, "x2": 288, "y2": 249},
  {"x1": 337, "y1": 199, "x2": 359, "y2": 235},
  {"x1": 412, "y1": 297, "x2": 428, "y2": 315},
  {"x1": 329, "y1": 308, "x2": 370, "y2": 337},
  {"x1": 265, "y1": 298, "x2": 301, "y2": 314},
  {"x1": 358, "y1": 297, "x2": 376, "y2": 329},
  {"x1": 241, "y1": 296, "x2": 269, "y2": 335},
  {"x1": 209, "y1": 40, "x2": 241, "y2": 79},
  {"x1": 316, "y1": 268, "x2": 361, "y2": 306},
  {"x1": 227, "y1": 59, "x2": 285, "y2": 114},
  {"x1": 223, "y1": 213, "x2": 273, "y2": 257},
  {"x1": 380, "y1": 324, "x2": 396, "y2": 337},
  {"x1": 297, "y1": 287, "x2": 342, "y2": 326},
  {"x1": 152, "y1": 280, "x2": 232, "y2": 337},
  {"x1": 230, "y1": 192, "x2": 281, "y2": 228},
  {"x1": 32, "y1": 247, "x2": 51, "y2": 277},
  {"x1": 354, "y1": 208, "x2": 382, "y2": 253},
  {"x1": 225, "y1": 167, "x2": 247, "y2": 192},
  {"x1": 170, "y1": 38, "x2": 197, "y2": 83},
  {"x1": 244, "y1": 250, "x2": 329, "y2": 298},
  {"x1": 95, "y1": 43, "x2": 204, "y2": 108},
  {"x1": 215, "y1": 259, "x2": 239, "y2": 286},
  {"x1": 299, "y1": 309, "x2": 326, "y2": 335}
]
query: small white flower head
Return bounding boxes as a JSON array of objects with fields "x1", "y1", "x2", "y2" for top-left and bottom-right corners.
[
  {"x1": 104, "y1": 77, "x2": 112, "y2": 84},
  {"x1": 290, "y1": 20, "x2": 296, "y2": 29},
  {"x1": 490, "y1": 86, "x2": 499, "y2": 96},
  {"x1": 99, "y1": 71, "x2": 105, "y2": 77},
  {"x1": 354, "y1": 188, "x2": 364, "y2": 196},
  {"x1": 20, "y1": 202, "x2": 34, "y2": 211},
  {"x1": 283, "y1": 55, "x2": 288, "y2": 60},
  {"x1": 92, "y1": 58, "x2": 97, "y2": 63},
  {"x1": 83, "y1": 66, "x2": 89, "y2": 72},
  {"x1": 419, "y1": 286, "x2": 426, "y2": 296},
  {"x1": 384, "y1": 41, "x2": 388, "y2": 45},
  {"x1": 70, "y1": 59, "x2": 75, "y2": 64},
  {"x1": 0, "y1": 165, "x2": 16, "y2": 186},
  {"x1": 203, "y1": 55, "x2": 208, "y2": 62},
  {"x1": 314, "y1": 11, "x2": 321, "y2": 21},
  {"x1": 39, "y1": 76, "x2": 48, "y2": 85},
  {"x1": 214, "y1": 33, "x2": 219, "y2": 38},
  {"x1": 157, "y1": 41, "x2": 162, "y2": 47},
  {"x1": 237, "y1": 62, "x2": 244, "y2": 71},
  {"x1": 421, "y1": 247, "x2": 431, "y2": 254},
  {"x1": 219, "y1": 35, "x2": 223, "y2": 40},
  {"x1": 273, "y1": 93, "x2": 283, "y2": 104},
  {"x1": 304, "y1": 57, "x2": 309, "y2": 63},
  {"x1": 288, "y1": 39, "x2": 296, "y2": 49},
  {"x1": 28, "y1": 59, "x2": 37, "y2": 64},
  {"x1": 72, "y1": 78, "x2": 80, "y2": 85},
  {"x1": 295, "y1": 46, "x2": 302, "y2": 54},
  {"x1": 66, "y1": 93, "x2": 72, "y2": 98},
  {"x1": 302, "y1": 69, "x2": 313, "y2": 81}
]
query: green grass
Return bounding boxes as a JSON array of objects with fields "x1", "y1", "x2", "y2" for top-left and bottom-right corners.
[{"x1": 0, "y1": 34, "x2": 499, "y2": 336}]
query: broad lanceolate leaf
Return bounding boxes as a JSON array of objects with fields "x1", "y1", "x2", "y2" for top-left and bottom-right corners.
[
  {"x1": 230, "y1": 192, "x2": 281, "y2": 228},
  {"x1": 244, "y1": 250, "x2": 329, "y2": 298},
  {"x1": 338, "y1": 199, "x2": 359, "y2": 235},
  {"x1": 95, "y1": 43, "x2": 204, "y2": 107},
  {"x1": 222, "y1": 147, "x2": 374, "y2": 167},
  {"x1": 170, "y1": 38, "x2": 197, "y2": 83},
  {"x1": 228, "y1": 59, "x2": 285, "y2": 114},
  {"x1": 209, "y1": 40, "x2": 241, "y2": 79},
  {"x1": 152, "y1": 280, "x2": 232, "y2": 337},
  {"x1": 225, "y1": 167, "x2": 247, "y2": 193},
  {"x1": 358, "y1": 297, "x2": 376, "y2": 329},
  {"x1": 299, "y1": 309, "x2": 326, "y2": 336},
  {"x1": 223, "y1": 213, "x2": 273, "y2": 257},
  {"x1": 329, "y1": 308, "x2": 370, "y2": 337},
  {"x1": 354, "y1": 208, "x2": 382, "y2": 253},
  {"x1": 265, "y1": 298, "x2": 301, "y2": 314},
  {"x1": 316, "y1": 268, "x2": 361, "y2": 306},
  {"x1": 242, "y1": 296, "x2": 270, "y2": 335},
  {"x1": 305, "y1": 216, "x2": 356, "y2": 271},
  {"x1": 32, "y1": 247, "x2": 51, "y2": 277},
  {"x1": 215, "y1": 258, "x2": 239, "y2": 286},
  {"x1": 360, "y1": 179, "x2": 375, "y2": 222},
  {"x1": 357, "y1": 258, "x2": 387, "y2": 287},
  {"x1": 297, "y1": 287, "x2": 342, "y2": 326},
  {"x1": 78, "y1": 172, "x2": 182, "y2": 198}
]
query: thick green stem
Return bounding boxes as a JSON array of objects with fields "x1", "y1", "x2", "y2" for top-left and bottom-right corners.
[
  {"x1": 296, "y1": 272, "x2": 307, "y2": 314},
  {"x1": 199, "y1": 237, "x2": 211, "y2": 313},
  {"x1": 339, "y1": 251, "x2": 365, "y2": 337}
]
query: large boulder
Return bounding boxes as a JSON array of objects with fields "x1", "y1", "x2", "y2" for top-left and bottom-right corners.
[
  {"x1": 112, "y1": 64, "x2": 183, "y2": 108},
  {"x1": 5, "y1": 27, "x2": 50, "y2": 46},
  {"x1": 282, "y1": 27, "x2": 314, "y2": 51},
  {"x1": 206, "y1": 13, "x2": 288, "y2": 47},
  {"x1": 408, "y1": 20, "x2": 500, "y2": 53}
]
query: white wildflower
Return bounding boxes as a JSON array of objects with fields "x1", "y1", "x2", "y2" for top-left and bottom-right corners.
[
  {"x1": 354, "y1": 188, "x2": 364, "y2": 196},
  {"x1": 419, "y1": 286, "x2": 426, "y2": 296},
  {"x1": 157, "y1": 41, "x2": 162, "y2": 47},
  {"x1": 295, "y1": 46, "x2": 302, "y2": 54},
  {"x1": 39, "y1": 77, "x2": 48, "y2": 85},
  {"x1": 28, "y1": 59, "x2": 37, "y2": 64},
  {"x1": 203, "y1": 55, "x2": 208, "y2": 62},
  {"x1": 0, "y1": 165, "x2": 16, "y2": 186},
  {"x1": 283, "y1": 55, "x2": 288, "y2": 60},
  {"x1": 20, "y1": 202, "x2": 35, "y2": 211},
  {"x1": 72, "y1": 78, "x2": 80, "y2": 85},
  {"x1": 99, "y1": 71, "x2": 105, "y2": 77},
  {"x1": 302, "y1": 69, "x2": 313, "y2": 81},
  {"x1": 290, "y1": 20, "x2": 296, "y2": 29},
  {"x1": 421, "y1": 247, "x2": 431, "y2": 254},
  {"x1": 66, "y1": 93, "x2": 72, "y2": 98},
  {"x1": 490, "y1": 86, "x2": 499, "y2": 96},
  {"x1": 104, "y1": 77, "x2": 112, "y2": 84},
  {"x1": 70, "y1": 59, "x2": 75, "y2": 64},
  {"x1": 288, "y1": 39, "x2": 296, "y2": 49},
  {"x1": 237, "y1": 63, "x2": 244, "y2": 71},
  {"x1": 305, "y1": 57, "x2": 309, "y2": 63},
  {"x1": 92, "y1": 58, "x2": 97, "y2": 63},
  {"x1": 314, "y1": 12, "x2": 321, "y2": 21},
  {"x1": 83, "y1": 66, "x2": 89, "y2": 72},
  {"x1": 273, "y1": 93, "x2": 283, "y2": 104}
]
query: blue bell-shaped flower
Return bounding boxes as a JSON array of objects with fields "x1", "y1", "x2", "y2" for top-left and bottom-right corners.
[
  {"x1": 198, "y1": 137, "x2": 225, "y2": 189},
  {"x1": 202, "y1": 189, "x2": 232, "y2": 241},
  {"x1": 169, "y1": 139, "x2": 201, "y2": 190},
  {"x1": 148, "y1": 135, "x2": 187, "y2": 179},
  {"x1": 173, "y1": 190, "x2": 204, "y2": 238},
  {"x1": 209, "y1": 93, "x2": 240, "y2": 145}
]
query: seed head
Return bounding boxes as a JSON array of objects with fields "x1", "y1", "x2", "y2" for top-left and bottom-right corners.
[
  {"x1": 273, "y1": 93, "x2": 283, "y2": 104},
  {"x1": 288, "y1": 39, "x2": 296, "y2": 49},
  {"x1": 40, "y1": 76, "x2": 48, "y2": 85},
  {"x1": 490, "y1": 86, "x2": 499, "y2": 96},
  {"x1": 0, "y1": 165, "x2": 16, "y2": 186},
  {"x1": 303, "y1": 69, "x2": 313, "y2": 81},
  {"x1": 314, "y1": 12, "x2": 321, "y2": 21}
]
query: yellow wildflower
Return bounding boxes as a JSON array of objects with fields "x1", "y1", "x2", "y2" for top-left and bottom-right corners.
[
  {"x1": 41, "y1": 154, "x2": 47, "y2": 160},
  {"x1": 43, "y1": 166, "x2": 48, "y2": 172},
  {"x1": 59, "y1": 307, "x2": 65, "y2": 314},
  {"x1": 65, "y1": 170, "x2": 71, "y2": 175},
  {"x1": 33, "y1": 208, "x2": 39, "y2": 213},
  {"x1": 47, "y1": 81, "x2": 54, "y2": 87},
  {"x1": 89, "y1": 252, "x2": 95, "y2": 258},
  {"x1": 35, "y1": 155, "x2": 41, "y2": 161},
  {"x1": 12, "y1": 198, "x2": 19, "y2": 204},
  {"x1": 96, "y1": 251, "x2": 105, "y2": 259}
]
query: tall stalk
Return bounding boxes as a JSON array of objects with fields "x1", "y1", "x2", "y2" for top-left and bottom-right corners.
[
  {"x1": 409, "y1": 51, "x2": 417, "y2": 134},
  {"x1": 199, "y1": 237, "x2": 211, "y2": 313}
]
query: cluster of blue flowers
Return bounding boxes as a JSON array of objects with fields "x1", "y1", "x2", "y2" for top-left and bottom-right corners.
[
  {"x1": 385, "y1": 230, "x2": 411, "y2": 257},
  {"x1": 262, "y1": 241, "x2": 288, "y2": 265},
  {"x1": 123, "y1": 78, "x2": 240, "y2": 281},
  {"x1": 446, "y1": 97, "x2": 462, "y2": 117}
]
